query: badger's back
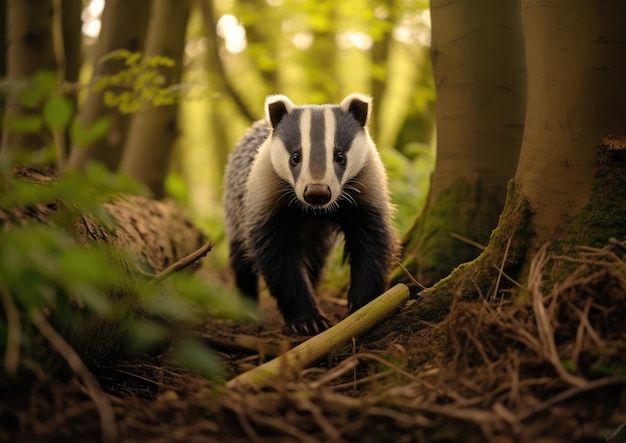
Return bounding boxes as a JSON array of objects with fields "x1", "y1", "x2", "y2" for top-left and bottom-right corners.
[{"x1": 223, "y1": 120, "x2": 270, "y2": 245}]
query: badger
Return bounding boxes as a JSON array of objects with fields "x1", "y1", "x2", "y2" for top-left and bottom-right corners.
[{"x1": 223, "y1": 93, "x2": 399, "y2": 334}]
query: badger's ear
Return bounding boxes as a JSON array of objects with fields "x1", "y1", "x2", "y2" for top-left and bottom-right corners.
[
  {"x1": 340, "y1": 93, "x2": 371, "y2": 127},
  {"x1": 265, "y1": 94, "x2": 295, "y2": 129}
]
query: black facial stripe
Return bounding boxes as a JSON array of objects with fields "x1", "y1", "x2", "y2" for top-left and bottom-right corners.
[
  {"x1": 309, "y1": 109, "x2": 326, "y2": 180},
  {"x1": 273, "y1": 109, "x2": 302, "y2": 183},
  {"x1": 333, "y1": 107, "x2": 362, "y2": 182}
]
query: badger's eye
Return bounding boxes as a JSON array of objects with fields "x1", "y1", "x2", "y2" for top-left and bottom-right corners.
[
  {"x1": 335, "y1": 151, "x2": 346, "y2": 165},
  {"x1": 290, "y1": 151, "x2": 301, "y2": 166}
]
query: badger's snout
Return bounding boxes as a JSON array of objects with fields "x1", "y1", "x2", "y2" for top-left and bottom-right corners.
[{"x1": 304, "y1": 184, "x2": 331, "y2": 205}]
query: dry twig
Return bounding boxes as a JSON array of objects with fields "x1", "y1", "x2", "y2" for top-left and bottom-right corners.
[
  {"x1": 30, "y1": 310, "x2": 118, "y2": 443},
  {"x1": 150, "y1": 241, "x2": 214, "y2": 286}
]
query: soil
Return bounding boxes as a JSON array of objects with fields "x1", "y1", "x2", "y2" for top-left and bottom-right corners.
[{"x1": 2, "y1": 243, "x2": 626, "y2": 443}]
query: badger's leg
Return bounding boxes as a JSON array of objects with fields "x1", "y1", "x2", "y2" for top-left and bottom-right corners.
[
  {"x1": 249, "y1": 212, "x2": 330, "y2": 335},
  {"x1": 340, "y1": 206, "x2": 396, "y2": 312},
  {"x1": 229, "y1": 240, "x2": 258, "y2": 299},
  {"x1": 301, "y1": 219, "x2": 336, "y2": 290}
]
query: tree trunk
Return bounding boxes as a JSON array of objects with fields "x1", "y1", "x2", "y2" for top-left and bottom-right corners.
[
  {"x1": 66, "y1": 0, "x2": 151, "y2": 172},
  {"x1": 397, "y1": 0, "x2": 526, "y2": 287},
  {"x1": 57, "y1": 0, "x2": 82, "y2": 158},
  {"x1": 401, "y1": 0, "x2": 626, "y2": 323},
  {"x1": 515, "y1": 0, "x2": 626, "y2": 250},
  {"x1": 1, "y1": 0, "x2": 58, "y2": 155},
  {"x1": 201, "y1": 0, "x2": 258, "y2": 123},
  {"x1": 119, "y1": 0, "x2": 192, "y2": 198},
  {"x1": 0, "y1": 0, "x2": 7, "y2": 142}
]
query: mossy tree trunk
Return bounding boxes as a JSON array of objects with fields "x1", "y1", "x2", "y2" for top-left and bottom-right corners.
[
  {"x1": 401, "y1": 0, "x2": 626, "y2": 323},
  {"x1": 119, "y1": 0, "x2": 192, "y2": 198},
  {"x1": 397, "y1": 0, "x2": 526, "y2": 287}
]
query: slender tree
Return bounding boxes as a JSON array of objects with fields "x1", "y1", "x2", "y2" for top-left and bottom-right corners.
[
  {"x1": 196, "y1": 0, "x2": 259, "y2": 190},
  {"x1": 57, "y1": 0, "x2": 82, "y2": 157},
  {"x1": 369, "y1": 0, "x2": 397, "y2": 142},
  {"x1": 67, "y1": 0, "x2": 151, "y2": 172},
  {"x1": 398, "y1": 0, "x2": 526, "y2": 287},
  {"x1": 1, "y1": 0, "x2": 57, "y2": 155},
  {"x1": 120, "y1": 0, "x2": 192, "y2": 198}
]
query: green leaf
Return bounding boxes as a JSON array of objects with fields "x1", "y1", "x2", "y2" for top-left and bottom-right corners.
[
  {"x1": 18, "y1": 70, "x2": 58, "y2": 107},
  {"x1": 43, "y1": 95, "x2": 74, "y2": 131},
  {"x1": 172, "y1": 338, "x2": 222, "y2": 377},
  {"x1": 99, "y1": 49, "x2": 135, "y2": 64},
  {"x1": 125, "y1": 52, "x2": 142, "y2": 66},
  {"x1": 4, "y1": 115, "x2": 44, "y2": 134},
  {"x1": 70, "y1": 116, "x2": 110, "y2": 147},
  {"x1": 68, "y1": 284, "x2": 113, "y2": 316},
  {"x1": 125, "y1": 320, "x2": 171, "y2": 353}
]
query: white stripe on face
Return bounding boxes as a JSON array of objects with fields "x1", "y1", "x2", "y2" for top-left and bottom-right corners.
[
  {"x1": 324, "y1": 107, "x2": 336, "y2": 183},
  {"x1": 299, "y1": 109, "x2": 311, "y2": 180}
]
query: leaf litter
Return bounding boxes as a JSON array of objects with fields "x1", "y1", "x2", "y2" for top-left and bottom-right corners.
[{"x1": 3, "y1": 240, "x2": 626, "y2": 442}]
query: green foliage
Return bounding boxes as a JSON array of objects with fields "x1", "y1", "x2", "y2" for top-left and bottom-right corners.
[
  {"x1": 0, "y1": 225, "x2": 124, "y2": 315},
  {"x1": 381, "y1": 143, "x2": 433, "y2": 236},
  {"x1": 172, "y1": 337, "x2": 223, "y2": 377},
  {"x1": 42, "y1": 95, "x2": 74, "y2": 132},
  {"x1": 1, "y1": 70, "x2": 113, "y2": 170},
  {"x1": 0, "y1": 163, "x2": 247, "y2": 384},
  {"x1": 94, "y1": 50, "x2": 180, "y2": 114},
  {"x1": 3, "y1": 71, "x2": 70, "y2": 138},
  {"x1": 70, "y1": 116, "x2": 111, "y2": 148},
  {"x1": 16, "y1": 70, "x2": 59, "y2": 108}
]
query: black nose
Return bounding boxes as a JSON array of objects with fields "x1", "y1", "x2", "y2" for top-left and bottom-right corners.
[{"x1": 304, "y1": 184, "x2": 331, "y2": 205}]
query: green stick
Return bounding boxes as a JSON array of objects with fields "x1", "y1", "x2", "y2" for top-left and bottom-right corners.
[{"x1": 226, "y1": 283, "x2": 409, "y2": 390}]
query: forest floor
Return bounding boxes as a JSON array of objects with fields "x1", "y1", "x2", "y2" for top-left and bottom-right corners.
[{"x1": 3, "y1": 244, "x2": 626, "y2": 442}]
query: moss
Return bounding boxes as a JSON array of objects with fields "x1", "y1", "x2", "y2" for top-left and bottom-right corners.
[
  {"x1": 564, "y1": 142, "x2": 626, "y2": 249},
  {"x1": 392, "y1": 180, "x2": 533, "y2": 324},
  {"x1": 395, "y1": 177, "x2": 506, "y2": 288},
  {"x1": 536, "y1": 141, "x2": 626, "y2": 290}
]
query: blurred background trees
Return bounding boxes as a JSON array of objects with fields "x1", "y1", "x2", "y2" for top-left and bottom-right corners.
[{"x1": 1, "y1": 0, "x2": 436, "y2": 270}]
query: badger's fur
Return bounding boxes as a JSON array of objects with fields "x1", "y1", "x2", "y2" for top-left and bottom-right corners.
[{"x1": 223, "y1": 93, "x2": 399, "y2": 334}]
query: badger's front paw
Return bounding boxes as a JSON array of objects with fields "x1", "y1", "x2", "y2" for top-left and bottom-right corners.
[{"x1": 288, "y1": 312, "x2": 331, "y2": 336}]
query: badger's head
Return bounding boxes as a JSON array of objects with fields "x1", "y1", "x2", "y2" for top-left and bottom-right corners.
[{"x1": 265, "y1": 93, "x2": 374, "y2": 212}]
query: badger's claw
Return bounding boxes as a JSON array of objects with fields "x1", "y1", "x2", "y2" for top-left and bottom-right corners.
[{"x1": 288, "y1": 314, "x2": 331, "y2": 336}]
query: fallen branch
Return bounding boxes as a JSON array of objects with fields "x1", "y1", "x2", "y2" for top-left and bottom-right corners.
[
  {"x1": 201, "y1": 333, "x2": 286, "y2": 358},
  {"x1": 149, "y1": 241, "x2": 214, "y2": 286},
  {"x1": 226, "y1": 284, "x2": 409, "y2": 390}
]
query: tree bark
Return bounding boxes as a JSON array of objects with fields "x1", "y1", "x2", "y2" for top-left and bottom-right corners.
[
  {"x1": 0, "y1": 0, "x2": 7, "y2": 142},
  {"x1": 67, "y1": 0, "x2": 151, "y2": 172},
  {"x1": 515, "y1": 0, "x2": 626, "y2": 248},
  {"x1": 57, "y1": 0, "x2": 82, "y2": 157},
  {"x1": 398, "y1": 0, "x2": 526, "y2": 287},
  {"x1": 1, "y1": 0, "x2": 58, "y2": 155},
  {"x1": 400, "y1": 0, "x2": 626, "y2": 322},
  {"x1": 119, "y1": 0, "x2": 192, "y2": 198}
]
